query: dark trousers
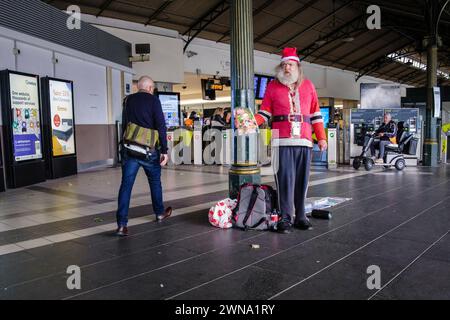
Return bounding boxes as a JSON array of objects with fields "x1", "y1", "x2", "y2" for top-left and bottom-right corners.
[
  {"x1": 274, "y1": 146, "x2": 311, "y2": 224},
  {"x1": 116, "y1": 150, "x2": 164, "y2": 227},
  {"x1": 370, "y1": 140, "x2": 391, "y2": 159}
]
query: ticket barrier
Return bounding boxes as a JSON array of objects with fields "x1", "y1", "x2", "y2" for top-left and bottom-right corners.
[
  {"x1": 327, "y1": 124, "x2": 338, "y2": 169},
  {"x1": 167, "y1": 128, "x2": 192, "y2": 166}
]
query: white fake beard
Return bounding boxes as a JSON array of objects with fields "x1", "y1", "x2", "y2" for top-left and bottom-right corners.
[{"x1": 276, "y1": 67, "x2": 299, "y2": 86}]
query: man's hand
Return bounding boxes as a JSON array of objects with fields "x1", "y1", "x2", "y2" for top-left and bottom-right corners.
[
  {"x1": 160, "y1": 154, "x2": 169, "y2": 166},
  {"x1": 379, "y1": 132, "x2": 384, "y2": 137},
  {"x1": 318, "y1": 139, "x2": 328, "y2": 151}
]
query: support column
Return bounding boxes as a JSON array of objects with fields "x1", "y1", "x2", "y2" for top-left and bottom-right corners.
[
  {"x1": 229, "y1": 0, "x2": 260, "y2": 199},
  {"x1": 423, "y1": 43, "x2": 439, "y2": 166}
]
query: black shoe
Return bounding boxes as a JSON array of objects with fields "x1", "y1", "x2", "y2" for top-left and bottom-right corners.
[
  {"x1": 277, "y1": 221, "x2": 292, "y2": 234},
  {"x1": 157, "y1": 207, "x2": 172, "y2": 222},
  {"x1": 294, "y1": 219, "x2": 313, "y2": 230}
]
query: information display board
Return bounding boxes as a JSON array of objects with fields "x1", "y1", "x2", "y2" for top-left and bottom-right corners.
[
  {"x1": 254, "y1": 74, "x2": 275, "y2": 100},
  {"x1": 48, "y1": 79, "x2": 75, "y2": 156},
  {"x1": 9, "y1": 73, "x2": 42, "y2": 162},
  {"x1": 157, "y1": 92, "x2": 181, "y2": 128}
]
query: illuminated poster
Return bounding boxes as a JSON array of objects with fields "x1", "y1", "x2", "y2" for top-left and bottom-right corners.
[
  {"x1": 49, "y1": 80, "x2": 75, "y2": 156},
  {"x1": 9, "y1": 73, "x2": 42, "y2": 162},
  {"x1": 158, "y1": 93, "x2": 180, "y2": 128}
]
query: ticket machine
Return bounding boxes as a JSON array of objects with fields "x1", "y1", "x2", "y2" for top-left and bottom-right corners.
[{"x1": 350, "y1": 109, "x2": 384, "y2": 158}]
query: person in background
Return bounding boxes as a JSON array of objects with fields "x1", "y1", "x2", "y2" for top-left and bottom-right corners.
[
  {"x1": 223, "y1": 108, "x2": 232, "y2": 128},
  {"x1": 116, "y1": 76, "x2": 172, "y2": 236},
  {"x1": 371, "y1": 113, "x2": 397, "y2": 163},
  {"x1": 211, "y1": 107, "x2": 226, "y2": 129}
]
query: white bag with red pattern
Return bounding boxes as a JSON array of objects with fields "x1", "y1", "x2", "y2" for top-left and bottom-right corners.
[{"x1": 208, "y1": 198, "x2": 237, "y2": 229}]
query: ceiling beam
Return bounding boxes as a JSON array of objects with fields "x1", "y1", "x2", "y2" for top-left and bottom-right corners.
[
  {"x1": 344, "y1": 35, "x2": 408, "y2": 69},
  {"x1": 310, "y1": 29, "x2": 367, "y2": 64},
  {"x1": 354, "y1": 0, "x2": 450, "y2": 25},
  {"x1": 298, "y1": 14, "x2": 365, "y2": 60},
  {"x1": 384, "y1": 62, "x2": 408, "y2": 75},
  {"x1": 145, "y1": 0, "x2": 175, "y2": 26},
  {"x1": 254, "y1": 0, "x2": 320, "y2": 42},
  {"x1": 216, "y1": 0, "x2": 274, "y2": 43},
  {"x1": 354, "y1": 43, "x2": 417, "y2": 80},
  {"x1": 96, "y1": 0, "x2": 114, "y2": 18},
  {"x1": 327, "y1": 30, "x2": 391, "y2": 65},
  {"x1": 388, "y1": 66, "x2": 417, "y2": 79},
  {"x1": 182, "y1": 0, "x2": 230, "y2": 52},
  {"x1": 400, "y1": 69, "x2": 424, "y2": 83},
  {"x1": 277, "y1": 0, "x2": 354, "y2": 49}
]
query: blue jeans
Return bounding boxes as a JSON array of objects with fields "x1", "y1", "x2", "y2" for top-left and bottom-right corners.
[{"x1": 116, "y1": 150, "x2": 165, "y2": 227}]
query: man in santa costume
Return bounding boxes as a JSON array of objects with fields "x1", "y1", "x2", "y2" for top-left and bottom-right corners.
[{"x1": 254, "y1": 47, "x2": 327, "y2": 233}]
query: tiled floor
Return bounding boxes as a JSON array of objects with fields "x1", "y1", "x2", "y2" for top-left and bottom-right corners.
[{"x1": 0, "y1": 164, "x2": 449, "y2": 299}]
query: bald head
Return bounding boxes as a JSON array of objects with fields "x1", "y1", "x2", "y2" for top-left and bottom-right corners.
[{"x1": 137, "y1": 76, "x2": 155, "y2": 94}]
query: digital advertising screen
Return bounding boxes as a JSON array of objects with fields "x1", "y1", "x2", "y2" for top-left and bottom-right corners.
[
  {"x1": 254, "y1": 76, "x2": 259, "y2": 98},
  {"x1": 158, "y1": 92, "x2": 181, "y2": 128},
  {"x1": 9, "y1": 73, "x2": 42, "y2": 162},
  {"x1": 360, "y1": 83, "x2": 401, "y2": 109},
  {"x1": 49, "y1": 79, "x2": 75, "y2": 157},
  {"x1": 320, "y1": 107, "x2": 330, "y2": 128},
  {"x1": 254, "y1": 74, "x2": 274, "y2": 100}
]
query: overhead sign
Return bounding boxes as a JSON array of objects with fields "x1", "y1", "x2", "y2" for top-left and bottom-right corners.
[
  {"x1": 49, "y1": 80, "x2": 76, "y2": 156},
  {"x1": 208, "y1": 82, "x2": 223, "y2": 91},
  {"x1": 9, "y1": 73, "x2": 42, "y2": 162},
  {"x1": 433, "y1": 87, "x2": 441, "y2": 118}
]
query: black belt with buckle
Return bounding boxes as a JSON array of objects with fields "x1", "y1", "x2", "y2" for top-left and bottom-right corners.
[{"x1": 272, "y1": 114, "x2": 311, "y2": 123}]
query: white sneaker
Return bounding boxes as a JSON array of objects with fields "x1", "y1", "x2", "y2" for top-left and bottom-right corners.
[{"x1": 375, "y1": 158, "x2": 384, "y2": 164}]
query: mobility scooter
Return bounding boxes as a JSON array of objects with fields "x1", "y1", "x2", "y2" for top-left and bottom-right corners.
[{"x1": 353, "y1": 122, "x2": 417, "y2": 171}]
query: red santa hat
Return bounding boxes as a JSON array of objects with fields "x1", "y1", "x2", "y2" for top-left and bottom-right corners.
[{"x1": 281, "y1": 47, "x2": 300, "y2": 63}]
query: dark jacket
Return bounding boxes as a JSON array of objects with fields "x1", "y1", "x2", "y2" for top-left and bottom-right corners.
[
  {"x1": 122, "y1": 91, "x2": 168, "y2": 154},
  {"x1": 210, "y1": 114, "x2": 226, "y2": 129},
  {"x1": 376, "y1": 120, "x2": 397, "y2": 141}
]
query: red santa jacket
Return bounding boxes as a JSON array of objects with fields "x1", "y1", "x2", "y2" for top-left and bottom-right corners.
[{"x1": 255, "y1": 78, "x2": 326, "y2": 148}]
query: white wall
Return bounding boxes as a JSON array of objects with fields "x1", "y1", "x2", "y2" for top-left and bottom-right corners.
[
  {"x1": 16, "y1": 42, "x2": 54, "y2": 78},
  {"x1": 96, "y1": 25, "x2": 184, "y2": 84},
  {"x1": 55, "y1": 53, "x2": 108, "y2": 125},
  {"x1": 0, "y1": 25, "x2": 133, "y2": 126},
  {"x1": 111, "y1": 68, "x2": 122, "y2": 123},
  {"x1": 0, "y1": 36, "x2": 15, "y2": 125}
]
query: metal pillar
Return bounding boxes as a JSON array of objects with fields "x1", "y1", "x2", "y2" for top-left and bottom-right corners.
[
  {"x1": 229, "y1": 0, "x2": 260, "y2": 199},
  {"x1": 423, "y1": 43, "x2": 439, "y2": 166},
  {"x1": 422, "y1": 0, "x2": 449, "y2": 166}
]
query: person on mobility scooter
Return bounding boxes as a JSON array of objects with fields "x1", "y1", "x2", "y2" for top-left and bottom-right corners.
[{"x1": 353, "y1": 114, "x2": 415, "y2": 171}]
